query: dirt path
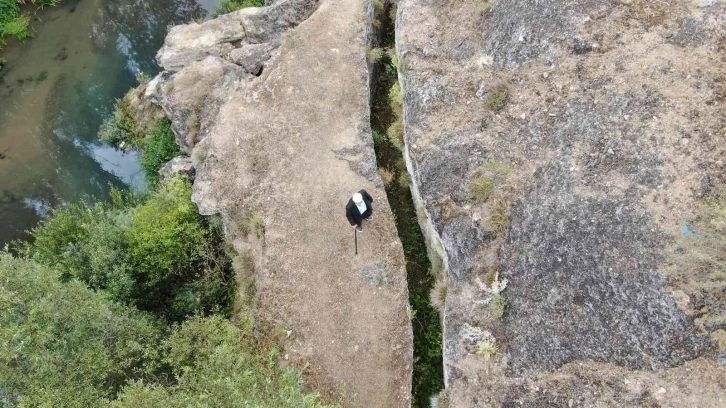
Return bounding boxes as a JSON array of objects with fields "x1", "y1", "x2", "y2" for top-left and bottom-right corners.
[{"x1": 179, "y1": 1, "x2": 413, "y2": 406}]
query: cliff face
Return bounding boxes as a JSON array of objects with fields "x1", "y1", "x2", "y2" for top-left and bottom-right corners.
[
  {"x1": 396, "y1": 0, "x2": 726, "y2": 406},
  {"x1": 145, "y1": 1, "x2": 413, "y2": 406}
]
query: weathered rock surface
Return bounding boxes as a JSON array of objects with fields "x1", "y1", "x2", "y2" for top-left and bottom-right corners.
[
  {"x1": 397, "y1": 0, "x2": 725, "y2": 405},
  {"x1": 148, "y1": 0, "x2": 412, "y2": 406},
  {"x1": 159, "y1": 156, "x2": 195, "y2": 182}
]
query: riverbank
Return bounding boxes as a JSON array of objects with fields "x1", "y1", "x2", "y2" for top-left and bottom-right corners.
[{"x1": 0, "y1": 0, "x2": 212, "y2": 246}]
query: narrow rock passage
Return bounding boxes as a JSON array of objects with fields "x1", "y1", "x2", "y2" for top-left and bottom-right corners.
[{"x1": 368, "y1": 2, "x2": 444, "y2": 406}]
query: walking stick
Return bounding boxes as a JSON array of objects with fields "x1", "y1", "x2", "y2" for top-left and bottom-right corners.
[{"x1": 354, "y1": 228, "x2": 358, "y2": 255}]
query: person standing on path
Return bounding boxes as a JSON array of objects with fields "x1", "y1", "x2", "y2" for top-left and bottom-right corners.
[{"x1": 346, "y1": 190, "x2": 373, "y2": 232}]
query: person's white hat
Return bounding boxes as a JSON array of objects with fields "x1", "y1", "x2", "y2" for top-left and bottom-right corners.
[{"x1": 353, "y1": 193, "x2": 363, "y2": 203}]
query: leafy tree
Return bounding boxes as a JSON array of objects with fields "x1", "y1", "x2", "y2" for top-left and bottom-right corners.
[
  {"x1": 0, "y1": 254, "x2": 163, "y2": 407},
  {"x1": 111, "y1": 315, "x2": 337, "y2": 408}
]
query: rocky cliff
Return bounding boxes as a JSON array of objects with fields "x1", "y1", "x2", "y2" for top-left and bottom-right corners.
[
  {"x1": 144, "y1": 1, "x2": 413, "y2": 406},
  {"x1": 396, "y1": 0, "x2": 725, "y2": 406}
]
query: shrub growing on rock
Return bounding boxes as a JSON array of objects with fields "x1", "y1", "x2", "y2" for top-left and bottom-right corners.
[{"x1": 140, "y1": 118, "x2": 181, "y2": 184}]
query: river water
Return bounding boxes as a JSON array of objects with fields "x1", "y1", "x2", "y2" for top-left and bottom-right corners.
[{"x1": 0, "y1": 0, "x2": 218, "y2": 246}]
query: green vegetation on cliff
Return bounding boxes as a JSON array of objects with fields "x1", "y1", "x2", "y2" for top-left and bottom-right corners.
[
  {"x1": 22, "y1": 177, "x2": 235, "y2": 321},
  {"x1": 215, "y1": 0, "x2": 264, "y2": 17}
]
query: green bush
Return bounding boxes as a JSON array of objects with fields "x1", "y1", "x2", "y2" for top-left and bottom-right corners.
[
  {"x1": 0, "y1": 14, "x2": 31, "y2": 43},
  {"x1": 140, "y1": 118, "x2": 181, "y2": 184},
  {"x1": 111, "y1": 315, "x2": 338, "y2": 408},
  {"x1": 215, "y1": 0, "x2": 264, "y2": 16},
  {"x1": 125, "y1": 178, "x2": 207, "y2": 289},
  {"x1": 25, "y1": 178, "x2": 235, "y2": 320},
  {"x1": 0, "y1": 254, "x2": 163, "y2": 406}
]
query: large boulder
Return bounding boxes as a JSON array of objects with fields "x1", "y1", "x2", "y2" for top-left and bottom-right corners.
[
  {"x1": 396, "y1": 0, "x2": 726, "y2": 405},
  {"x1": 148, "y1": 1, "x2": 413, "y2": 406}
]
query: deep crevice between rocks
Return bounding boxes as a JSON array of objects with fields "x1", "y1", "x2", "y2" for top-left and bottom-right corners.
[{"x1": 368, "y1": 1, "x2": 444, "y2": 406}]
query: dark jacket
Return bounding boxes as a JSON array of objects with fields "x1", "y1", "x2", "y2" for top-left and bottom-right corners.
[{"x1": 346, "y1": 189, "x2": 373, "y2": 226}]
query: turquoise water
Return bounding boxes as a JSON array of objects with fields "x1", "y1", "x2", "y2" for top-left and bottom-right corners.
[{"x1": 0, "y1": 0, "x2": 217, "y2": 246}]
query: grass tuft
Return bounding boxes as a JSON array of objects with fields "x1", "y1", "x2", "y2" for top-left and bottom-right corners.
[
  {"x1": 489, "y1": 198, "x2": 510, "y2": 238},
  {"x1": 387, "y1": 119, "x2": 404, "y2": 150},
  {"x1": 490, "y1": 294, "x2": 506, "y2": 319},
  {"x1": 470, "y1": 161, "x2": 511, "y2": 202},
  {"x1": 487, "y1": 84, "x2": 509, "y2": 112},
  {"x1": 378, "y1": 168, "x2": 395, "y2": 186},
  {"x1": 367, "y1": 46, "x2": 384, "y2": 62},
  {"x1": 475, "y1": 337, "x2": 499, "y2": 360},
  {"x1": 1, "y1": 14, "x2": 32, "y2": 42},
  {"x1": 244, "y1": 212, "x2": 264, "y2": 239},
  {"x1": 389, "y1": 81, "x2": 403, "y2": 116},
  {"x1": 430, "y1": 273, "x2": 447, "y2": 313},
  {"x1": 470, "y1": 175, "x2": 493, "y2": 201}
]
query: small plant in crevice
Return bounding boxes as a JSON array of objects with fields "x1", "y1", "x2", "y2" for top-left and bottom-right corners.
[
  {"x1": 397, "y1": 170, "x2": 409, "y2": 188},
  {"x1": 163, "y1": 80, "x2": 174, "y2": 94},
  {"x1": 367, "y1": 46, "x2": 384, "y2": 62},
  {"x1": 389, "y1": 81, "x2": 403, "y2": 116},
  {"x1": 429, "y1": 272, "x2": 448, "y2": 313},
  {"x1": 387, "y1": 48, "x2": 398, "y2": 70},
  {"x1": 387, "y1": 119, "x2": 404, "y2": 150},
  {"x1": 286, "y1": 28, "x2": 300, "y2": 47},
  {"x1": 373, "y1": 0, "x2": 384, "y2": 11},
  {"x1": 135, "y1": 71, "x2": 151, "y2": 85},
  {"x1": 484, "y1": 268, "x2": 497, "y2": 287},
  {"x1": 475, "y1": 335, "x2": 499, "y2": 360},
  {"x1": 378, "y1": 168, "x2": 395, "y2": 186},
  {"x1": 373, "y1": 130, "x2": 385, "y2": 146},
  {"x1": 388, "y1": 3, "x2": 397, "y2": 21},
  {"x1": 475, "y1": 270, "x2": 508, "y2": 306},
  {"x1": 490, "y1": 294, "x2": 506, "y2": 319},
  {"x1": 476, "y1": 1, "x2": 493, "y2": 14}
]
